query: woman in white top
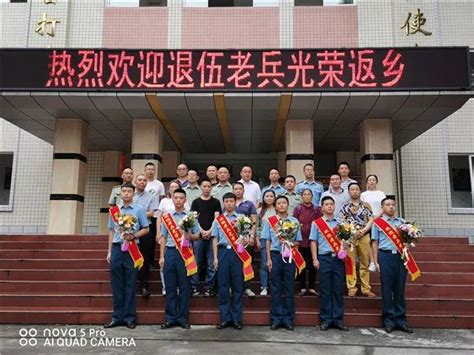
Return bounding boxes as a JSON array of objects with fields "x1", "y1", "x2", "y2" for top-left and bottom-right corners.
[
  {"x1": 155, "y1": 180, "x2": 190, "y2": 295},
  {"x1": 256, "y1": 190, "x2": 277, "y2": 296},
  {"x1": 361, "y1": 174, "x2": 386, "y2": 217}
]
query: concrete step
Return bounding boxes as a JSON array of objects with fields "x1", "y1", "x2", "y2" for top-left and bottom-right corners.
[
  {"x1": 1, "y1": 307, "x2": 473, "y2": 328},
  {"x1": 3, "y1": 258, "x2": 473, "y2": 272},
  {"x1": 2, "y1": 280, "x2": 472, "y2": 298},
  {"x1": 1, "y1": 249, "x2": 472, "y2": 261},
  {"x1": 2, "y1": 269, "x2": 473, "y2": 285},
  {"x1": 1, "y1": 294, "x2": 474, "y2": 314}
]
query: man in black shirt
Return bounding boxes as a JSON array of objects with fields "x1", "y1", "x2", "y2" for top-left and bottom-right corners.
[{"x1": 191, "y1": 178, "x2": 222, "y2": 297}]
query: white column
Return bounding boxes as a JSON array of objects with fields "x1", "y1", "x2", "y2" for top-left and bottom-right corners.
[
  {"x1": 285, "y1": 120, "x2": 314, "y2": 182},
  {"x1": 131, "y1": 119, "x2": 163, "y2": 177},
  {"x1": 48, "y1": 119, "x2": 88, "y2": 234},
  {"x1": 359, "y1": 119, "x2": 395, "y2": 194}
]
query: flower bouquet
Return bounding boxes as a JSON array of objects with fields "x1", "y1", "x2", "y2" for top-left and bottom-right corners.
[
  {"x1": 117, "y1": 214, "x2": 137, "y2": 252},
  {"x1": 234, "y1": 216, "x2": 254, "y2": 254},
  {"x1": 179, "y1": 211, "x2": 199, "y2": 248},
  {"x1": 333, "y1": 219, "x2": 357, "y2": 260},
  {"x1": 276, "y1": 219, "x2": 300, "y2": 262},
  {"x1": 398, "y1": 221, "x2": 423, "y2": 264}
]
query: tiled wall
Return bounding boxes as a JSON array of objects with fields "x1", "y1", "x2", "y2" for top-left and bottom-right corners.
[
  {"x1": 357, "y1": 0, "x2": 474, "y2": 236},
  {"x1": 0, "y1": 120, "x2": 52, "y2": 234},
  {"x1": 293, "y1": 5, "x2": 358, "y2": 48},
  {"x1": 181, "y1": 7, "x2": 280, "y2": 49},
  {"x1": 102, "y1": 7, "x2": 168, "y2": 48},
  {"x1": 82, "y1": 151, "x2": 104, "y2": 234}
]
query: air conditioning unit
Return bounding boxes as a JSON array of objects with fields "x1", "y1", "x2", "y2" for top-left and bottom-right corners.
[{"x1": 139, "y1": 0, "x2": 167, "y2": 6}]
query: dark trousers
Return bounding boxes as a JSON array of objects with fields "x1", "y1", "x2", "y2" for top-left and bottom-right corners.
[
  {"x1": 319, "y1": 253, "x2": 345, "y2": 327},
  {"x1": 191, "y1": 238, "x2": 216, "y2": 290},
  {"x1": 138, "y1": 229, "x2": 153, "y2": 289},
  {"x1": 110, "y1": 243, "x2": 137, "y2": 323},
  {"x1": 298, "y1": 246, "x2": 316, "y2": 290},
  {"x1": 163, "y1": 247, "x2": 190, "y2": 325},
  {"x1": 217, "y1": 247, "x2": 244, "y2": 323},
  {"x1": 270, "y1": 251, "x2": 296, "y2": 326},
  {"x1": 379, "y1": 250, "x2": 408, "y2": 328}
]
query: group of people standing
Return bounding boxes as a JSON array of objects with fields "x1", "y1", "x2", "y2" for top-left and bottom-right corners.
[{"x1": 105, "y1": 161, "x2": 413, "y2": 335}]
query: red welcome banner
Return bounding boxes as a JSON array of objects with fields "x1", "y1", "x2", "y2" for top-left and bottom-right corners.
[{"x1": 0, "y1": 48, "x2": 470, "y2": 92}]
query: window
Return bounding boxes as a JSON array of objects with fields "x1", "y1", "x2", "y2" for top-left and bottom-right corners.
[
  {"x1": 106, "y1": 0, "x2": 167, "y2": 6},
  {"x1": 294, "y1": 0, "x2": 353, "y2": 5},
  {"x1": 208, "y1": 0, "x2": 252, "y2": 7},
  {"x1": 139, "y1": 0, "x2": 167, "y2": 6},
  {"x1": 448, "y1": 155, "x2": 474, "y2": 208},
  {"x1": 0, "y1": 153, "x2": 14, "y2": 209}
]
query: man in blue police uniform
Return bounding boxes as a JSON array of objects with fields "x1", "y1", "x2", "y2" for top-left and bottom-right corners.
[
  {"x1": 309, "y1": 196, "x2": 348, "y2": 331},
  {"x1": 133, "y1": 174, "x2": 159, "y2": 298},
  {"x1": 212, "y1": 192, "x2": 252, "y2": 330},
  {"x1": 159, "y1": 188, "x2": 201, "y2": 329},
  {"x1": 371, "y1": 196, "x2": 413, "y2": 334},
  {"x1": 105, "y1": 183, "x2": 150, "y2": 329},
  {"x1": 234, "y1": 181, "x2": 258, "y2": 297},
  {"x1": 261, "y1": 195, "x2": 302, "y2": 331},
  {"x1": 261, "y1": 168, "x2": 286, "y2": 198},
  {"x1": 296, "y1": 163, "x2": 324, "y2": 206}
]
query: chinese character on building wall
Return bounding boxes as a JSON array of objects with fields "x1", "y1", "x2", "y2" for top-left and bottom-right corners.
[
  {"x1": 35, "y1": 0, "x2": 60, "y2": 38},
  {"x1": 401, "y1": 8, "x2": 432, "y2": 36}
]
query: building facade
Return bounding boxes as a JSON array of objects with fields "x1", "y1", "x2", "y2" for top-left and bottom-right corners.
[{"x1": 0, "y1": 0, "x2": 473, "y2": 236}]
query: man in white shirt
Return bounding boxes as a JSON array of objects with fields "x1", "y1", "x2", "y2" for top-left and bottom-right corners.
[
  {"x1": 143, "y1": 162, "x2": 165, "y2": 280},
  {"x1": 176, "y1": 163, "x2": 189, "y2": 187},
  {"x1": 238, "y1": 166, "x2": 261, "y2": 208},
  {"x1": 144, "y1": 162, "x2": 165, "y2": 201},
  {"x1": 319, "y1": 173, "x2": 350, "y2": 216}
]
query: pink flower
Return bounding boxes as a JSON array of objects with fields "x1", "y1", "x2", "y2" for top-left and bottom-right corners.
[
  {"x1": 237, "y1": 244, "x2": 245, "y2": 254},
  {"x1": 337, "y1": 249, "x2": 347, "y2": 260},
  {"x1": 181, "y1": 239, "x2": 190, "y2": 248}
]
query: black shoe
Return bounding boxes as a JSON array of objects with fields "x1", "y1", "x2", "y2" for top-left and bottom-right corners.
[
  {"x1": 233, "y1": 322, "x2": 242, "y2": 330},
  {"x1": 216, "y1": 321, "x2": 232, "y2": 329},
  {"x1": 205, "y1": 289, "x2": 216, "y2": 297},
  {"x1": 141, "y1": 287, "x2": 150, "y2": 298},
  {"x1": 384, "y1": 324, "x2": 394, "y2": 333},
  {"x1": 334, "y1": 324, "x2": 348, "y2": 331},
  {"x1": 126, "y1": 322, "x2": 136, "y2": 329},
  {"x1": 180, "y1": 323, "x2": 191, "y2": 329},
  {"x1": 319, "y1": 323, "x2": 330, "y2": 331},
  {"x1": 398, "y1": 325, "x2": 413, "y2": 334},
  {"x1": 284, "y1": 324, "x2": 294, "y2": 331},
  {"x1": 191, "y1": 288, "x2": 200, "y2": 297},
  {"x1": 104, "y1": 321, "x2": 124, "y2": 329},
  {"x1": 161, "y1": 321, "x2": 176, "y2": 329},
  {"x1": 270, "y1": 323, "x2": 279, "y2": 330}
]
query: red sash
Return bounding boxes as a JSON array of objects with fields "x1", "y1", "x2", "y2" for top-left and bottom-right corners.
[
  {"x1": 267, "y1": 215, "x2": 306, "y2": 276},
  {"x1": 314, "y1": 217, "x2": 355, "y2": 283},
  {"x1": 373, "y1": 217, "x2": 421, "y2": 281},
  {"x1": 109, "y1": 206, "x2": 144, "y2": 269},
  {"x1": 161, "y1": 212, "x2": 198, "y2": 277},
  {"x1": 215, "y1": 215, "x2": 254, "y2": 282}
]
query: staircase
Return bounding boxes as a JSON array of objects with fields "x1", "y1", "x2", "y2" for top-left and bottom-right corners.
[{"x1": 1, "y1": 234, "x2": 473, "y2": 328}]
